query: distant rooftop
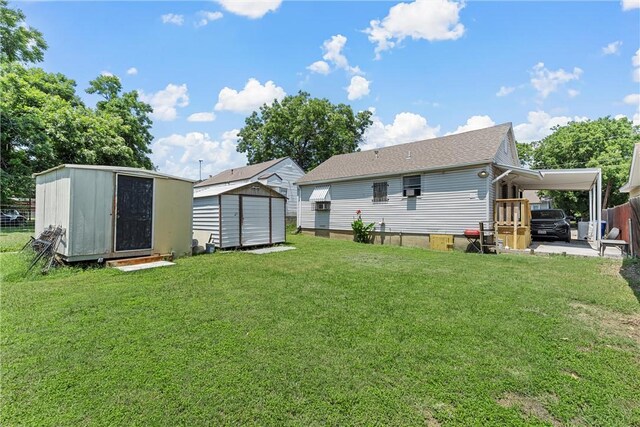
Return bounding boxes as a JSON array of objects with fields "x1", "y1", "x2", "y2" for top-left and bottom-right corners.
[{"x1": 194, "y1": 158, "x2": 287, "y2": 188}]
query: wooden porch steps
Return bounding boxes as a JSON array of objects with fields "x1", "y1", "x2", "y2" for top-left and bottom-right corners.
[{"x1": 106, "y1": 253, "x2": 173, "y2": 268}]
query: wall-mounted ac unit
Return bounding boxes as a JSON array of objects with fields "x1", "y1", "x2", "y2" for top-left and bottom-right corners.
[{"x1": 315, "y1": 201, "x2": 331, "y2": 211}]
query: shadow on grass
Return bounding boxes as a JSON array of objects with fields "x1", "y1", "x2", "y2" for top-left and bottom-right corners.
[{"x1": 620, "y1": 258, "x2": 640, "y2": 303}]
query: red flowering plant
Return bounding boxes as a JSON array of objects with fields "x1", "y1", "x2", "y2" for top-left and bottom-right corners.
[{"x1": 351, "y1": 209, "x2": 375, "y2": 243}]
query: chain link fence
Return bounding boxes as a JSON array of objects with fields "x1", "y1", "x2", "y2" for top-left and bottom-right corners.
[{"x1": 1, "y1": 200, "x2": 36, "y2": 232}]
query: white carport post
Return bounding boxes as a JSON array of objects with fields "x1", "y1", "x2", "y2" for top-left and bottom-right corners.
[
  {"x1": 587, "y1": 185, "x2": 596, "y2": 240},
  {"x1": 596, "y1": 168, "x2": 602, "y2": 247}
]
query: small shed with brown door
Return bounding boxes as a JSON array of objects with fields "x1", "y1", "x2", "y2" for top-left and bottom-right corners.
[{"x1": 193, "y1": 181, "x2": 286, "y2": 249}]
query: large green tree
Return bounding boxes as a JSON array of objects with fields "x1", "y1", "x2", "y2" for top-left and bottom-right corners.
[
  {"x1": 87, "y1": 75, "x2": 154, "y2": 169},
  {"x1": 237, "y1": 91, "x2": 373, "y2": 171},
  {"x1": 0, "y1": 0, "x2": 47, "y2": 63},
  {"x1": 531, "y1": 117, "x2": 639, "y2": 216},
  {"x1": 0, "y1": 64, "x2": 148, "y2": 201},
  {"x1": 0, "y1": 1, "x2": 155, "y2": 202}
]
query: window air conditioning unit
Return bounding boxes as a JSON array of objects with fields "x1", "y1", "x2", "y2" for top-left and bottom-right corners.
[{"x1": 405, "y1": 188, "x2": 417, "y2": 197}]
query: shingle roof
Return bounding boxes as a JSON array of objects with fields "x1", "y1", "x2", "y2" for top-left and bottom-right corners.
[
  {"x1": 194, "y1": 157, "x2": 286, "y2": 188},
  {"x1": 297, "y1": 123, "x2": 513, "y2": 184}
]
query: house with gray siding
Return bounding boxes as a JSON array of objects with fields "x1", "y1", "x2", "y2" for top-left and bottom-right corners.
[
  {"x1": 195, "y1": 157, "x2": 305, "y2": 217},
  {"x1": 296, "y1": 123, "x2": 525, "y2": 248}
]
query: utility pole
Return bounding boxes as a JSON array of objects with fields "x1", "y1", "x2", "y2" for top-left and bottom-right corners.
[{"x1": 199, "y1": 159, "x2": 203, "y2": 181}]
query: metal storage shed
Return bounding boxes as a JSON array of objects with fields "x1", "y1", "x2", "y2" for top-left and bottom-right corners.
[
  {"x1": 34, "y1": 164, "x2": 194, "y2": 262},
  {"x1": 193, "y1": 182, "x2": 286, "y2": 249}
]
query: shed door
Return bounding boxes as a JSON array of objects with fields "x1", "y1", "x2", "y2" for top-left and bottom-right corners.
[
  {"x1": 271, "y1": 198, "x2": 285, "y2": 243},
  {"x1": 241, "y1": 196, "x2": 270, "y2": 246},
  {"x1": 115, "y1": 175, "x2": 153, "y2": 251}
]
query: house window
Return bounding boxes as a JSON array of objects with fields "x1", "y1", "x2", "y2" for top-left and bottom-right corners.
[
  {"x1": 403, "y1": 175, "x2": 421, "y2": 197},
  {"x1": 373, "y1": 182, "x2": 388, "y2": 202},
  {"x1": 315, "y1": 201, "x2": 331, "y2": 211}
]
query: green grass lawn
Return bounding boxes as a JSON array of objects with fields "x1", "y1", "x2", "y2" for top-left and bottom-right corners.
[
  {"x1": 1, "y1": 233, "x2": 639, "y2": 426},
  {"x1": 0, "y1": 229, "x2": 33, "y2": 253}
]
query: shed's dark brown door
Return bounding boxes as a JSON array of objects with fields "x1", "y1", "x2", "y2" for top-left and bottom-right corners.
[{"x1": 115, "y1": 175, "x2": 153, "y2": 251}]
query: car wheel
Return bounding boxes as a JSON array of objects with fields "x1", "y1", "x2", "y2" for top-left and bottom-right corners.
[{"x1": 565, "y1": 235, "x2": 571, "y2": 243}]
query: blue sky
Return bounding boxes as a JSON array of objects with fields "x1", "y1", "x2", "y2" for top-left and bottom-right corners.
[{"x1": 19, "y1": 0, "x2": 640, "y2": 179}]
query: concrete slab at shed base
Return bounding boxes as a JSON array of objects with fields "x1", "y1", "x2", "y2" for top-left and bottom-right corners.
[
  {"x1": 115, "y1": 261, "x2": 175, "y2": 272},
  {"x1": 246, "y1": 246, "x2": 296, "y2": 255}
]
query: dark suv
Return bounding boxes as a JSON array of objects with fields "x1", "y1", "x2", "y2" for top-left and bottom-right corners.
[{"x1": 531, "y1": 209, "x2": 571, "y2": 243}]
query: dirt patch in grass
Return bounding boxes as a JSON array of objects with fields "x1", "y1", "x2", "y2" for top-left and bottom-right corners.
[
  {"x1": 619, "y1": 259, "x2": 640, "y2": 298},
  {"x1": 422, "y1": 410, "x2": 441, "y2": 427},
  {"x1": 497, "y1": 392, "x2": 560, "y2": 426},
  {"x1": 570, "y1": 302, "x2": 640, "y2": 345}
]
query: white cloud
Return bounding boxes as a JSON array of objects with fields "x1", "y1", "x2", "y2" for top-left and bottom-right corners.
[
  {"x1": 602, "y1": 40, "x2": 622, "y2": 55},
  {"x1": 320, "y1": 34, "x2": 362, "y2": 75},
  {"x1": 126, "y1": 67, "x2": 138, "y2": 76},
  {"x1": 361, "y1": 109, "x2": 440, "y2": 150},
  {"x1": 621, "y1": 0, "x2": 640, "y2": 10},
  {"x1": 567, "y1": 89, "x2": 580, "y2": 98},
  {"x1": 346, "y1": 76, "x2": 371, "y2": 101},
  {"x1": 216, "y1": 0, "x2": 281, "y2": 19},
  {"x1": 196, "y1": 11, "x2": 223, "y2": 27},
  {"x1": 364, "y1": 0, "x2": 465, "y2": 59},
  {"x1": 624, "y1": 93, "x2": 640, "y2": 105},
  {"x1": 445, "y1": 115, "x2": 496, "y2": 136},
  {"x1": 152, "y1": 130, "x2": 247, "y2": 180},
  {"x1": 530, "y1": 62, "x2": 582, "y2": 99},
  {"x1": 100, "y1": 71, "x2": 114, "y2": 77},
  {"x1": 496, "y1": 86, "x2": 515, "y2": 97},
  {"x1": 307, "y1": 60, "x2": 330, "y2": 75},
  {"x1": 514, "y1": 111, "x2": 588, "y2": 142},
  {"x1": 161, "y1": 13, "x2": 184, "y2": 25},
  {"x1": 187, "y1": 112, "x2": 216, "y2": 122},
  {"x1": 633, "y1": 49, "x2": 640, "y2": 82},
  {"x1": 139, "y1": 83, "x2": 189, "y2": 121},
  {"x1": 215, "y1": 78, "x2": 286, "y2": 113},
  {"x1": 624, "y1": 93, "x2": 640, "y2": 125}
]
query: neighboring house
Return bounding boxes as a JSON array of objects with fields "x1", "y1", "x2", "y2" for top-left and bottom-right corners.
[
  {"x1": 194, "y1": 157, "x2": 305, "y2": 217},
  {"x1": 296, "y1": 123, "x2": 527, "y2": 248},
  {"x1": 620, "y1": 143, "x2": 640, "y2": 198},
  {"x1": 522, "y1": 190, "x2": 553, "y2": 210}
]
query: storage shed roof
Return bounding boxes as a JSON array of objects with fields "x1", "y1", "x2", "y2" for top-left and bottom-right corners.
[
  {"x1": 33, "y1": 164, "x2": 195, "y2": 183},
  {"x1": 193, "y1": 181, "x2": 286, "y2": 198}
]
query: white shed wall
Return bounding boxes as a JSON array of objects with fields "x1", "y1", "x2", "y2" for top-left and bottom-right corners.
[
  {"x1": 299, "y1": 167, "x2": 492, "y2": 235},
  {"x1": 193, "y1": 196, "x2": 220, "y2": 246},
  {"x1": 35, "y1": 168, "x2": 71, "y2": 255}
]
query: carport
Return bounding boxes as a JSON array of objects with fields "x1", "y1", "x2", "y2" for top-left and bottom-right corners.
[{"x1": 494, "y1": 165, "x2": 603, "y2": 248}]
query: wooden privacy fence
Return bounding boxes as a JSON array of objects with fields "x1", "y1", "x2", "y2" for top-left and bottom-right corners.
[{"x1": 603, "y1": 196, "x2": 640, "y2": 257}]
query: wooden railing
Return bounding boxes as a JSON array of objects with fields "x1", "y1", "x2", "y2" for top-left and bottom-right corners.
[
  {"x1": 495, "y1": 198, "x2": 530, "y2": 227},
  {"x1": 494, "y1": 198, "x2": 531, "y2": 250}
]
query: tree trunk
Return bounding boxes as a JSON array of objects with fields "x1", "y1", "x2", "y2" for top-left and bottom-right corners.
[{"x1": 602, "y1": 179, "x2": 612, "y2": 209}]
